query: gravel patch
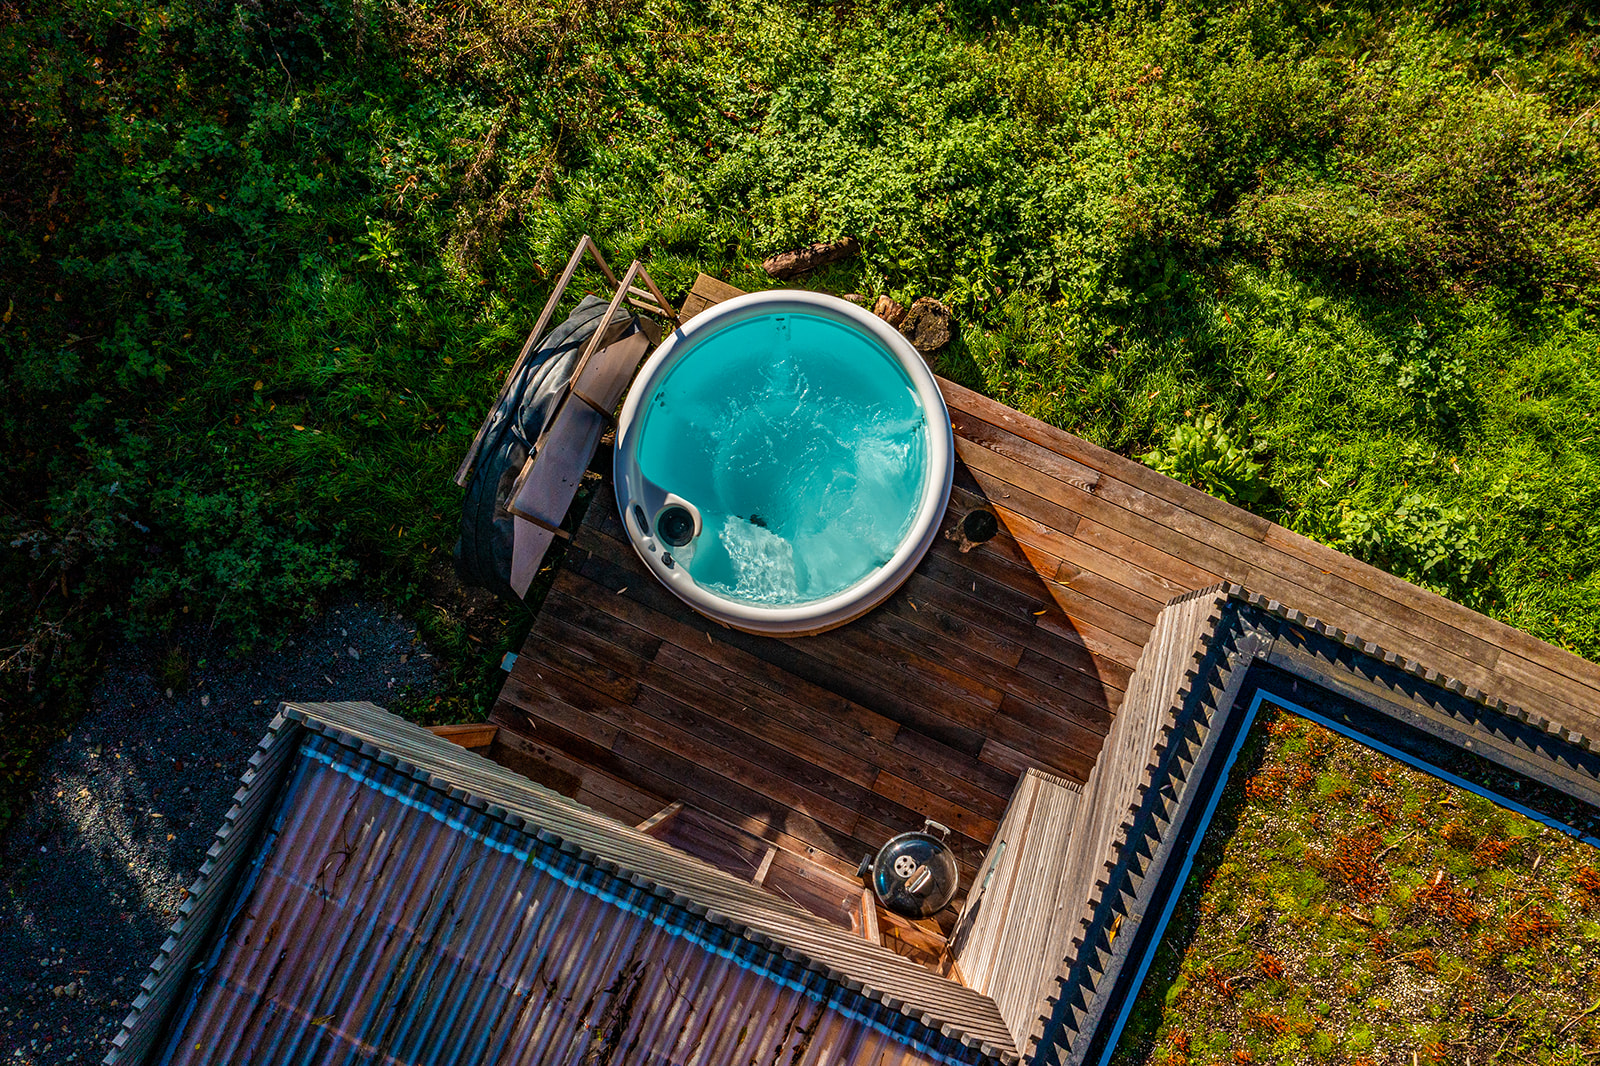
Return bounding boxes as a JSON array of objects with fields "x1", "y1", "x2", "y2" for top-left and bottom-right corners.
[{"x1": 0, "y1": 598, "x2": 442, "y2": 1065}]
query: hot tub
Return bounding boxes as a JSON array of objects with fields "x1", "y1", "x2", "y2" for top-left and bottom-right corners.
[{"x1": 613, "y1": 290, "x2": 954, "y2": 636}]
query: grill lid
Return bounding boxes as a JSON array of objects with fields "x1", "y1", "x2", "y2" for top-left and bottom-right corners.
[{"x1": 858, "y1": 819, "x2": 960, "y2": 918}]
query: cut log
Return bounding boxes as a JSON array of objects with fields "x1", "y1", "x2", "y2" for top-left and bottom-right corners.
[
  {"x1": 762, "y1": 237, "x2": 861, "y2": 279},
  {"x1": 873, "y1": 296, "x2": 908, "y2": 329},
  {"x1": 899, "y1": 296, "x2": 953, "y2": 353}
]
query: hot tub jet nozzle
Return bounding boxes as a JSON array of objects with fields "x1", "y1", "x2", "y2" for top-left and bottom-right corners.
[{"x1": 655, "y1": 494, "x2": 702, "y2": 548}]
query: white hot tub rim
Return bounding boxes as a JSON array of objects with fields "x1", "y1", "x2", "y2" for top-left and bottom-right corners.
[{"x1": 612, "y1": 290, "x2": 955, "y2": 637}]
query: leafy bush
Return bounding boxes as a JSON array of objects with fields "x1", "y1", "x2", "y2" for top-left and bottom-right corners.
[
  {"x1": 1233, "y1": 182, "x2": 1426, "y2": 281},
  {"x1": 1332, "y1": 494, "x2": 1493, "y2": 607},
  {"x1": 1142, "y1": 415, "x2": 1271, "y2": 504},
  {"x1": 2, "y1": 0, "x2": 1600, "y2": 826},
  {"x1": 127, "y1": 484, "x2": 356, "y2": 652},
  {"x1": 1378, "y1": 325, "x2": 1471, "y2": 420}
]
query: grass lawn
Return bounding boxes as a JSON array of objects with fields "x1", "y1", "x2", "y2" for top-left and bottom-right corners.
[
  {"x1": 2, "y1": 0, "x2": 1598, "y2": 826},
  {"x1": 1117, "y1": 708, "x2": 1600, "y2": 1066}
]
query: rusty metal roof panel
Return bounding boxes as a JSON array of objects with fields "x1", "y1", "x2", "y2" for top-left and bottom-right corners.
[
  {"x1": 148, "y1": 725, "x2": 1003, "y2": 1066},
  {"x1": 269, "y1": 701, "x2": 1017, "y2": 1057}
]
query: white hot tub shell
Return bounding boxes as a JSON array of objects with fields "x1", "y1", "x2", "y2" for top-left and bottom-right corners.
[{"x1": 612, "y1": 290, "x2": 955, "y2": 637}]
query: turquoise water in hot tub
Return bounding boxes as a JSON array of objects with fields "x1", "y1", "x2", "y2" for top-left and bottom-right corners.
[{"x1": 635, "y1": 310, "x2": 929, "y2": 607}]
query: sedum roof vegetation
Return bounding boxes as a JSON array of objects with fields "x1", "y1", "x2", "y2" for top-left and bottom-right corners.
[{"x1": 1115, "y1": 704, "x2": 1600, "y2": 1066}]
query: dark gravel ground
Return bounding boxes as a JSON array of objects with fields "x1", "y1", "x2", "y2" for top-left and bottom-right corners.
[{"x1": 0, "y1": 599, "x2": 442, "y2": 1065}]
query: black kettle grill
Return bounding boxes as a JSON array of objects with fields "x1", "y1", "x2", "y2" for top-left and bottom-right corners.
[{"x1": 857, "y1": 819, "x2": 960, "y2": 918}]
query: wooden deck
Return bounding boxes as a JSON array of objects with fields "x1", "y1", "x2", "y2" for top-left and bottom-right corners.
[{"x1": 489, "y1": 276, "x2": 1600, "y2": 903}]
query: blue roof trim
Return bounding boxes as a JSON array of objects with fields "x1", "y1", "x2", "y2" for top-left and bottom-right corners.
[
  {"x1": 310, "y1": 734, "x2": 993, "y2": 1065},
  {"x1": 159, "y1": 731, "x2": 993, "y2": 1066}
]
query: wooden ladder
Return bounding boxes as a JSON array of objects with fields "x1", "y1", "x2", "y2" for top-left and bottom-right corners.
[{"x1": 455, "y1": 237, "x2": 679, "y2": 598}]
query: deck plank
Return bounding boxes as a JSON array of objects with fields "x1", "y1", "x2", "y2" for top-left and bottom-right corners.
[
  {"x1": 949, "y1": 377, "x2": 1600, "y2": 713},
  {"x1": 486, "y1": 273, "x2": 1600, "y2": 898}
]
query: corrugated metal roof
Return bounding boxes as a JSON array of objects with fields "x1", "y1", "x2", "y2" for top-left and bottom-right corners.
[
  {"x1": 132, "y1": 706, "x2": 1011, "y2": 1065},
  {"x1": 273, "y1": 702, "x2": 1018, "y2": 1059}
]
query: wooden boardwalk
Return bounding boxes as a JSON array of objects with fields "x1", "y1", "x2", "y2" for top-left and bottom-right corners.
[{"x1": 489, "y1": 277, "x2": 1600, "y2": 900}]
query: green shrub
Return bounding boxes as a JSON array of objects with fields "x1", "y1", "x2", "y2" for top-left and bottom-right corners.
[
  {"x1": 3, "y1": 0, "x2": 1600, "y2": 831},
  {"x1": 1142, "y1": 415, "x2": 1271, "y2": 505},
  {"x1": 1332, "y1": 494, "x2": 1493, "y2": 607},
  {"x1": 128, "y1": 484, "x2": 356, "y2": 652},
  {"x1": 1378, "y1": 325, "x2": 1471, "y2": 420},
  {"x1": 1232, "y1": 182, "x2": 1426, "y2": 280}
]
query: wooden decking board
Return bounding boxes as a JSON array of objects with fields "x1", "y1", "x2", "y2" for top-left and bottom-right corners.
[
  {"x1": 634, "y1": 662, "x2": 881, "y2": 795},
  {"x1": 553, "y1": 587, "x2": 917, "y2": 759},
  {"x1": 859, "y1": 603, "x2": 1111, "y2": 738},
  {"x1": 607, "y1": 729, "x2": 875, "y2": 876},
  {"x1": 677, "y1": 272, "x2": 745, "y2": 323},
  {"x1": 489, "y1": 725, "x2": 664, "y2": 823},
  {"x1": 957, "y1": 407, "x2": 1527, "y2": 699},
  {"x1": 517, "y1": 637, "x2": 639, "y2": 705},
  {"x1": 647, "y1": 645, "x2": 883, "y2": 787},
  {"x1": 1001, "y1": 551, "x2": 1156, "y2": 646},
  {"x1": 955, "y1": 376, "x2": 1600, "y2": 713},
  {"x1": 862, "y1": 603, "x2": 1113, "y2": 739},
  {"x1": 630, "y1": 645, "x2": 992, "y2": 874},
  {"x1": 529, "y1": 589, "x2": 988, "y2": 868},
  {"x1": 573, "y1": 526, "x2": 998, "y2": 754},
  {"x1": 544, "y1": 585, "x2": 895, "y2": 738},
  {"x1": 1055, "y1": 509, "x2": 1223, "y2": 594},
  {"x1": 488, "y1": 700, "x2": 690, "y2": 820},
  {"x1": 943, "y1": 378, "x2": 1272, "y2": 541},
  {"x1": 541, "y1": 601, "x2": 667, "y2": 662},
  {"x1": 582, "y1": 493, "x2": 1029, "y2": 733},
  {"x1": 488, "y1": 273, "x2": 1600, "y2": 913},
  {"x1": 878, "y1": 591, "x2": 1027, "y2": 669},
  {"x1": 500, "y1": 670, "x2": 626, "y2": 747},
  {"x1": 903, "y1": 529, "x2": 1054, "y2": 622},
  {"x1": 561, "y1": 620, "x2": 885, "y2": 796},
  {"x1": 1261, "y1": 521, "x2": 1600, "y2": 706},
  {"x1": 1494, "y1": 651, "x2": 1600, "y2": 719},
  {"x1": 599, "y1": 678, "x2": 872, "y2": 836},
  {"x1": 977, "y1": 737, "x2": 1080, "y2": 781},
  {"x1": 933, "y1": 507, "x2": 1160, "y2": 636},
  {"x1": 973, "y1": 492, "x2": 1199, "y2": 609},
  {"x1": 1007, "y1": 531, "x2": 1166, "y2": 627},
  {"x1": 629, "y1": 685, "x2": 951, "y2": 870},
  {"x1": 646, "y1": 646, "x2": 1012, "y2": 822},
  {"x1": 588, "y1": 494, "x2": 1114, "y2": 767},
  {"x1": 984, "y1": 707, "x2": 1097, "y2": 781},
  {"x1": 496, "y1": 685, "x2": 871, "y2": 873},
  {"x1": 871, "y1": 771, "x2": 1002, "y2": 842},
  {"x1": 968, "y1": 379, "x2": 1600, "y2": 718},
  {"x1": 956, "y1": 433, "x2": 1243, "y2": 580},
  {"x1": 643, "y1": 805, "x2": 773, "y2": 883},
  {"x1": 897, "y1": 569, "x2": 1134, "y2": 696},
  {"x1": 960, "y1": 473, "x2": 1209, "y2": 611},
  {"x1": 827, "y1": 617, "x2": 1008, "y2": 715}
]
